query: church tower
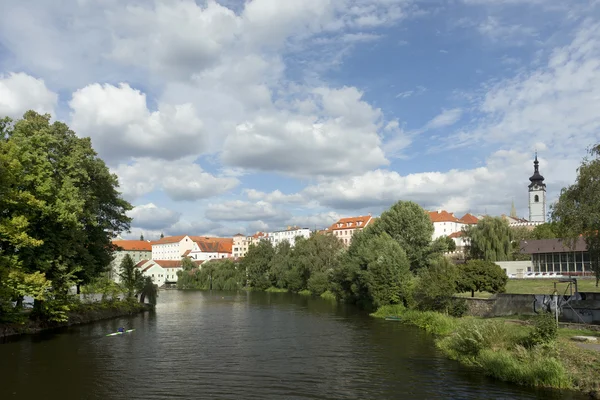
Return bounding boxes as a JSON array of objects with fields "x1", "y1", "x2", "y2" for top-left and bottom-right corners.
[{"x1": 528, "y1": 153, "x2": 546, "y2": 222}]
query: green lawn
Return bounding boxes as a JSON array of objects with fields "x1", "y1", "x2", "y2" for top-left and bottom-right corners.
[{"x1": 457, "y1": 278, "x2": 599, "y2": 298}]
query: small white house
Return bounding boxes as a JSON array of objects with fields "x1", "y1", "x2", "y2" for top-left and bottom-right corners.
[
  {"x1": 136, "y1": 260, "x2": 166, "y2": 287},
  {"x1": 267, "y1": 226, "x2": 311, "y2": 247}
]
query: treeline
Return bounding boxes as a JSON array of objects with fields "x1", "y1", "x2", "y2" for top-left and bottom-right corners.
[{"x1": 0, "y1": 112, "x2": 133, "y2": 323}]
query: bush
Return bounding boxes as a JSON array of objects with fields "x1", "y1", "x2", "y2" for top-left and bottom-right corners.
[
  {"x1": 449, "y1": 298, "x2": 468, "y2": 317},
  {"x1": 525, "y1": 312, "x2": 558, "y2": 347},
  {"x1": 370, "y1": 304, "x2": 406, "y2": 319},
  {"x1": 320, "y1": 290, "x2": 336, "y2": 301}
]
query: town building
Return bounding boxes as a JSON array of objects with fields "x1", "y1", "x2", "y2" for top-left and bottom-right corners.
[
  {"x1": 151, "y1": 235, "x2": 198, "y2": 260},
  {"x1": 520, "y1": 237, "x2": 593, "y2": 276},
  {"x1": 186, "y1": 237, "x2": 233, "y2": 261},
  {"x1": 136, "y1": 259, "x2": 203, "y2": 287},
  {"x1": 327, "y1": 215, "x2": 374, "y2": 247},
  {"x1": 266, "y1": 226, "x2": 311, "y2": 247},
  {"x1": 528, "y1": 153, "x2": 547, "y2": 223},
  {"x1": 428, "y1": 210, "x2": 479, "y2": 241},
  {"x1": 110, "y1": 240, "x2": 152, "y2": 283},
  {"x1": 232, "y1": 234, "x2": 251, "y2": 258}
]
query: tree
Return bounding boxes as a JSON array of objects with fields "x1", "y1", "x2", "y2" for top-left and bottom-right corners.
[
  {"x1": 456, "y1": 259, "x2": 508, "y2": 297},
  {"x1": 332, "y1": 232, "x2": 412, "y2": 310},
  {"x1": 289, "y1": 234, "x2": 344, "y2": 293},
  {"x1": 181, "y1": 257, "x2": 196, "y2": 271},
  {"x1": 552, "y1": 144, "x2": 600, "y2": 286},
  {"x1": 242, "y1": 240, "x2": 274, "y2": 290},
  {"x1": 1, "y1": 112, "x2": 132, "y2": 299},
  {"x1": 269, "y1": 241, "x2": 293, "y2": 289},
  {"x1": 137, "y1": 277, "x2": 158, "y2": 305},
  {"x1": 140, "y1": 234, "x2": 145, "y2": 241},
  {"x1": 367, "y1": 201, "x2": 435, "y2": 271},
  {"x1": 119, "y1": 254, "x2": 142, "y2": 299},
  {"x1": 160, "y1": 233, "x2": 164, "y2": 239},
  {"x1": 464, "y1": 216, "x2": 512, "y2": 261},
  {"x1": 531, "y1": 222, "x2": 560, "y2": 240},
  {"x1": 511, "y1": 226, "x2": 534, "y2": 261},
  {"x1": 413, "y1": 257, "x2": 459, "y2": 312}
]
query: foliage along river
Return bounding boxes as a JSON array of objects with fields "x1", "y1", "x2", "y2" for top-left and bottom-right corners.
[{"x1": 0, "y1": 291, "x2": 587, "y2": 400}]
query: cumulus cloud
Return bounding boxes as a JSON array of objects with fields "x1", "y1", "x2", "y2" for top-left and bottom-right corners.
[
  {"x1": 127, "y1": 203, "x2": 181, "y2": 231},
  {"x1": 70, "y1": 83, "x2": 206, "y2": 164},
  {"x1": 0, "y1": 72, "x2": 57, "y2": 118},
  {"x1": 114, "y1": 158, "x2": 239, "y2": 201},
  {"x1": 221, "y1": 86, "x2": 390, "y2": 176},
  {"x1": 205, "y1": 200, "x2": 291, "y2": 222}
]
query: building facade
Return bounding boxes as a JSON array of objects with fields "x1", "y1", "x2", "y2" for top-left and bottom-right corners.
[
  {"x1": 187, "y1": 237, "x2": 233, "y2": 261},
  {"x1": 151, "y1": 235, "x2": 198, "y2": 260},
  {"x1": 327, "y1": 216, "x2": 374, "y2": 247},
  {"x1": 110, "y1": 240, "x2": 152, "y2": 283},
  {"x1": 521, "y1": 238, "x2": 592, "y2": 275},
  {"x1": 267, "y1": 226, "x2": 311, "y2": 247},
  {"x1": 428, "y1": 210, "x2": 479, "y2": 241},
  {"x1": 232, "y1": 234, "x2": 251, "y2": 258},
  {"x1": 136, "y1": 259, "x2": 203, "y2": 286},
  {"x1": 528, "y1": 153, "x2": 547, "y2": 223}
]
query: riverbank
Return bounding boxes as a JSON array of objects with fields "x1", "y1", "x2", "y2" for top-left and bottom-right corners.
[
  {"x1": 0, "y1": 300, "x2": 153, "y2": 340},
  {"x1": 372, "y1": 305, "x2": 600, "y2": 398}
]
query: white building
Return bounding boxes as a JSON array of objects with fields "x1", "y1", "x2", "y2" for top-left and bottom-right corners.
[
  {"x1": 136, "y1": 259, "x2": 202, "y2": 286},
  {"x1": 151, "y1": 235, "x2": 198, "y2": 260},
  {"x1": 232, "y1": 234, "x2": 251, "y2": 258},
  {"x1": 428, "y1": 210, "x2": 479, "y2": 241},
  {"x1": 528, "y1": 153, "x2": 547, "y2": 223},
  {"x1": 110, "y1": 240, "x2": 152, "y2": 283},
  {"x1": 327, "y1": 215, "x2": 374, "y2": 247},
  {"x1": 267, "y1": 226, "x2": 311, "y2": 247},
  {"x1": 186, "y1": 237, "x2": 233, "y2": 261}
]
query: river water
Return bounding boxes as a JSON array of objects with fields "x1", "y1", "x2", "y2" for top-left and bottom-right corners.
[{"x1": 0, "y1": 291, "x2": 587, "y2": 399}]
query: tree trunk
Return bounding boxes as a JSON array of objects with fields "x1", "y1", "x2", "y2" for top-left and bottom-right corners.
[
  {"x1": 139, "y1": 292, "x2": 146, "y2": 304},
  {"x1": 471, "y1": 290, "x2": 475, "y2": 298},
  {"x1": 76, "y1": 284, "x2": 81, "y2": 294}
]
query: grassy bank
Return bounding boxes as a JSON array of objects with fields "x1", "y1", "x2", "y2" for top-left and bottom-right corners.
[
  {"x1": 1, "y1": 299, "x2": 151, "y2": 339},
  {"x1": 372, "y1": 305, "x2": 600, "y2": 397},
  {"x1": 264, "y1": 287, "x2": 337, "y2": 301},
  {"x1": 457, "y1": 278, "x2": 600, "y2": 298}
]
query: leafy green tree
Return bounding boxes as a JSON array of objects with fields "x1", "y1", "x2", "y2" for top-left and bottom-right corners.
[
  {"x1": 243, "y1": 240, "x2": 275, "y2": 290},
  {"x1": 444, "y1": 235, "x2": 457, "y2": 252},
  {"x1": 289, "y1": 234, "x2": 344, "y2": 292},
  {"x1": 367, "y1": 201, "x2": 435, "y2": 270},
  {"x1": 137, "y1": 277, "x2": 158, "y2": 305},
  {"x1": 413, "y1": 257, "x2": 459, "y2": 312},
  {"x1": 140, "y1": 234, "x2": 144, "y2": 241},
  {"x1": 511, "y1": 226, "x2": 534, "y2": 261},
  {"x1": 552, "y1": 144, "x2": 600, "y2": 286},
  {"x1": 456, "y1": 259, "x2": 508, "y2": 297},
  {"x1": 119, "y1": 254, "x2": 142, "y2": 299},
  {"x1": 160, "y1": 232, "x2": 164, "y2": 239},
  {"x1": 1, "y1": 112, "x2": 131, "y2": 307},
  {"x1": 531, "y1": 222, "x2": 560, "y2": 240},
  {"x1": 464, "y1": 216, "x2": 513, "y2": 261},
  {"x1": 332, "y1": 232, "x2": 412, "y2": 310},
  {"x1": 181, "y1": 257, "x2": 196, "y2": 271},
  {"x1": 269, "y1": 241, "x2": 293, "y2": 288}
]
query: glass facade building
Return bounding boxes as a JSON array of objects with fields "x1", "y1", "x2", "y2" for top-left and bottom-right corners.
[{"x1": 521, "y1": 238, "x2": 591, "y2": 275}]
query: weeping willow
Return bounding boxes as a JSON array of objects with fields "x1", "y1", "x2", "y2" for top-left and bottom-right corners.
[
  {"x1": 177, "y1": 259, "x2": 245, "y2": 290},
  {"x1": 464, "y1": 217, "x2": 513, "y2": 262}
]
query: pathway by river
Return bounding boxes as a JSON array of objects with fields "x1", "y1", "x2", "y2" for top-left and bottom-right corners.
[{"x1": 0, "y1": 291, "x2": 587, "y2": 399}]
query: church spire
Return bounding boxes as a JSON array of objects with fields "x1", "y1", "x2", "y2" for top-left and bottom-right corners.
[
  {"x1": 510, "y1": 199, "x2": 517, "y2": 218},
  {"x1": 528, "y1": 151, "x2": 545, "y2": 188}
]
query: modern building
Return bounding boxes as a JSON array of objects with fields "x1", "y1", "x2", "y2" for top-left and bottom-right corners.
[
  {"x1": 110, "y1": 240, "x2": 152, "y2": 283},
  {"x1": 528, "y1": 153, "x2": 547, "y2": 223},
  {"x1": 327, "y1": 215, "x2": 374, "y2": 247},
  {"x1": 520, "y1": 237, "x2": 592, "y2": 275},
  {"x1": 266, "y1": 226, "x2": 311, "y2": 247},
  {"x1": 232, "y1": 233, "x2": 251, "y2": 258}
]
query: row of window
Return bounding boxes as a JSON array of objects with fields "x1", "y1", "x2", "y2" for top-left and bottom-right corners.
[{"x1": 531, "y1": 252, "x2": 592, "y2": 273}]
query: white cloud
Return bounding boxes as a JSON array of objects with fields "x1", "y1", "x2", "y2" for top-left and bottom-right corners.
[
  {"x1": 221, "y1": 86, "x2": 389, "y2": 176},
  {"x1": 424, "y1": 108, "x2": 463, "y2": 130},
  {"x1": 127, "y1": 203, "x2": 181, "y2": 231},
  {"x1": 70, "y1": 83, "x2": 206, "y2": 164},
  {"x1": 477, "y1": 16, "x2": 537, "y2": 43},
  {"x1": 287, "y1": 212, "x2": 342, "y2": 229},
  {"x1": 0, "y1": 72, "x2": 57, "y2": 118},
  {"x1": 205, "y1": 200, "x2": 290, "y2": 222},
  {"x1": 244, "y1": 189, "x2": 306, "y2": 204},
  {"x1": 114, "y1": 158, "x2": 239, "y2": 202}
]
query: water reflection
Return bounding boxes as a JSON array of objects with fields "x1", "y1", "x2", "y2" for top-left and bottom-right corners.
[{"x1": 0, "y1": 290, "x2": 587, "y2": 400}]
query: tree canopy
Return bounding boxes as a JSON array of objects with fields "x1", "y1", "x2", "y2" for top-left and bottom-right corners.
[
  {"x1": 456, "y1": 259, "x2": 508, "y2": 297},
  {"x1": 464, "y1": 217, "x2": 513, "y2": 262},
  {"x1": 552, "y1": 143, "x2": 600, "y2": 286}
]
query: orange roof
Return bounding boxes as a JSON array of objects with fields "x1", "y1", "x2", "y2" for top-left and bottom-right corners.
[
  {"x1": 192, "y1": 237, "x2": 233, "y2": 253},
  {"x1": 112, "y1": 240, "x2": 152, "y2": 251},
  {"x1": 135, "y1": 259, "x2": 150, "y2": 268},
  {"x1": 448, "y1": 231, "x2": 464, "y2": 238},
  {"x1": 183, "y1": 249, "x2": 191, "y2": 256},
  {"x1": 152, "y1": 235, "x2": 189, "y2": 244},
  {"x1": 252, "y1": 232, "x2": 267, "y2": 239},
  {"x1": 428, "y1": 210, "x2": 459, "y2": 223},
  {"x1": 152, "y1": 260, "x2": 202, "y2": 268},
  {"x1": 458, "y1": 213, "x2": 478, "y2": 225},
  {"x1": 328, "y1": 216, "x2": 373, "y2": 232},
  {"x1": 233, "y1": 233, "x2": 245, "y2": 237}
]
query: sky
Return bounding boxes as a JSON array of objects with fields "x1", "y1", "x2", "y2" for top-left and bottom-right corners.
[{"x1": 1, "y1": 0, "x2": 599, "y2": 240}]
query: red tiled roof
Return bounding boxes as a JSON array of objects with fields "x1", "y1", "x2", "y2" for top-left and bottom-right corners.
[
  {"x1": 192, "y1": 237, "x2": 233, "y2": 253},
  {"x1": 135, "y1": 259, "x2": 150, "y2": 268},
  {"x1": 152, "y1": 235, "x2": 189, "y2": 244},
  {"x1": 428, "y1": 210, "x2": 459, "y2": 223},
  {"x1": 151, "y1": 260, "x2": 201, "y2": 268},
  {"x1": 233, "y1": 233, "x2": 245, "y2": 237},
  {"x1": 252, "y1": 232, "x2": 267, "y2": 239},
  {"x1": 458, "y1": 213, "x2": 478, "y2": 225},
  {"x1": 183, "y1": 249, "x2": 191, "y2": 257},
  {"x1": 448, "y1": 231, "x2": 464, "y2": 238},
  {"x1": 327, "y1": 216, "x2": 373, "y2": 232},
  {"x1": 112, "y1": 240, "x2": 152, "y2": 251}
]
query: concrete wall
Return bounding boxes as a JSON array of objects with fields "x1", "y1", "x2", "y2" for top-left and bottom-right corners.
[
  {"x1": 495, "y1": 261, "x2": 532, "y2": 277},
  {"x1": 461, "y1": 292, "x2": 600, "y2": 324}
]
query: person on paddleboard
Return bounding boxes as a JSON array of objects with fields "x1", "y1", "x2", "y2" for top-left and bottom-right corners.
[{"x1": 117, "y1": 327, "x2": 125, "y2": 333}]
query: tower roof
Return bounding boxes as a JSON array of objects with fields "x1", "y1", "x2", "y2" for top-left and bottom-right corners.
[{"x1": 528, "y1": 152, "x2": 545, "y2": 188}]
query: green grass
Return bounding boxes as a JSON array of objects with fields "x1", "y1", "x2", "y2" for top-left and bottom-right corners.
[
  {"x1": 297, "y1": 289, "x2": 312, "y2": 296},
  {"x1": 371, "y1": 307, "x2": 600, "y2": 394},
  {"x1": 320, "y1": 291, "x2": 336, "y2": 301},
  {"x1": 265, "y1": 287, "x2": 288, "y2": 293},
  {"x1": 456, "y1": 278, "x2": 600, "y2": 298}
]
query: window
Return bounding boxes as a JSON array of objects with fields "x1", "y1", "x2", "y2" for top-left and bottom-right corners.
[{"x1": 534, "y1": 195, "x2": 539, "y2": 203}]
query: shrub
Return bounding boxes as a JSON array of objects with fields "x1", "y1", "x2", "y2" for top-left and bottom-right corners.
[
  {"x1": 320, "y1": 290, "x2": 336, "y2": 301},
  {"x1": 370, "y1": 304, "x2": 406, "y2": 319},
  {"x1": 525, "y1": 312, "x2": 558, "y2": 347},
  {"x1": 449, "y1": 298, "x2": 468, "y2": 317}
]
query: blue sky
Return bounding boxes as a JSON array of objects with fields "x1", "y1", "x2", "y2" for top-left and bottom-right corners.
[{"x1": 1, "y1": 0, "x2": 599, "y2": 239}]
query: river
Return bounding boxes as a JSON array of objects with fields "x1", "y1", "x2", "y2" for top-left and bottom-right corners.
[{"x1": 0, "y1": 291, "x2": 587, "y2": 399}]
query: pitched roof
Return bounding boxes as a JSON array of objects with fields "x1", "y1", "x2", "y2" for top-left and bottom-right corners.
[
  {"x1": 183, "y1": 249, "x2": 191, "y2": 257},
  {"x1": 112, "y1": 240, "x2": 152, "y2": 251},
  {"x1": 428, "y1": 210, "x2": 459, "y2": 223},
  {"x1": 233, "y1": 233, "x2": 245, "y2": 237},
  {"x1": 448, "y1": 231, "x2": 464, "y2": 238},
  {"x1": 152, "y1": 235, "x2": 189, "y2": 244},
  {"x1": 327, "y1": 216, "x2": 373, "y2": 231},
  {"x1": 252, "y1": 232, "x2": 267, "y2": 239},
  {"x1": 152, "y1": 260, "x2": 202, "y2": 268},
  {"x1": 135, "y1": 259, "x2": 150, "y2": 268},
  {"x1": 192, "y1": 237, "x2": 233, "y2": 253},
  {"x1": 458, "y1": 213, "x2": 478, "y2": 225},
  {"x1": 520, "y1": 238, "x2": 587, "y2": 254}
]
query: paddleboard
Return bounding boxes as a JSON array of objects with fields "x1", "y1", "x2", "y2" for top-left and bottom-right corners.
[{"x1": 106, "y1": 329, "x2": 135, "y2": 337}]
